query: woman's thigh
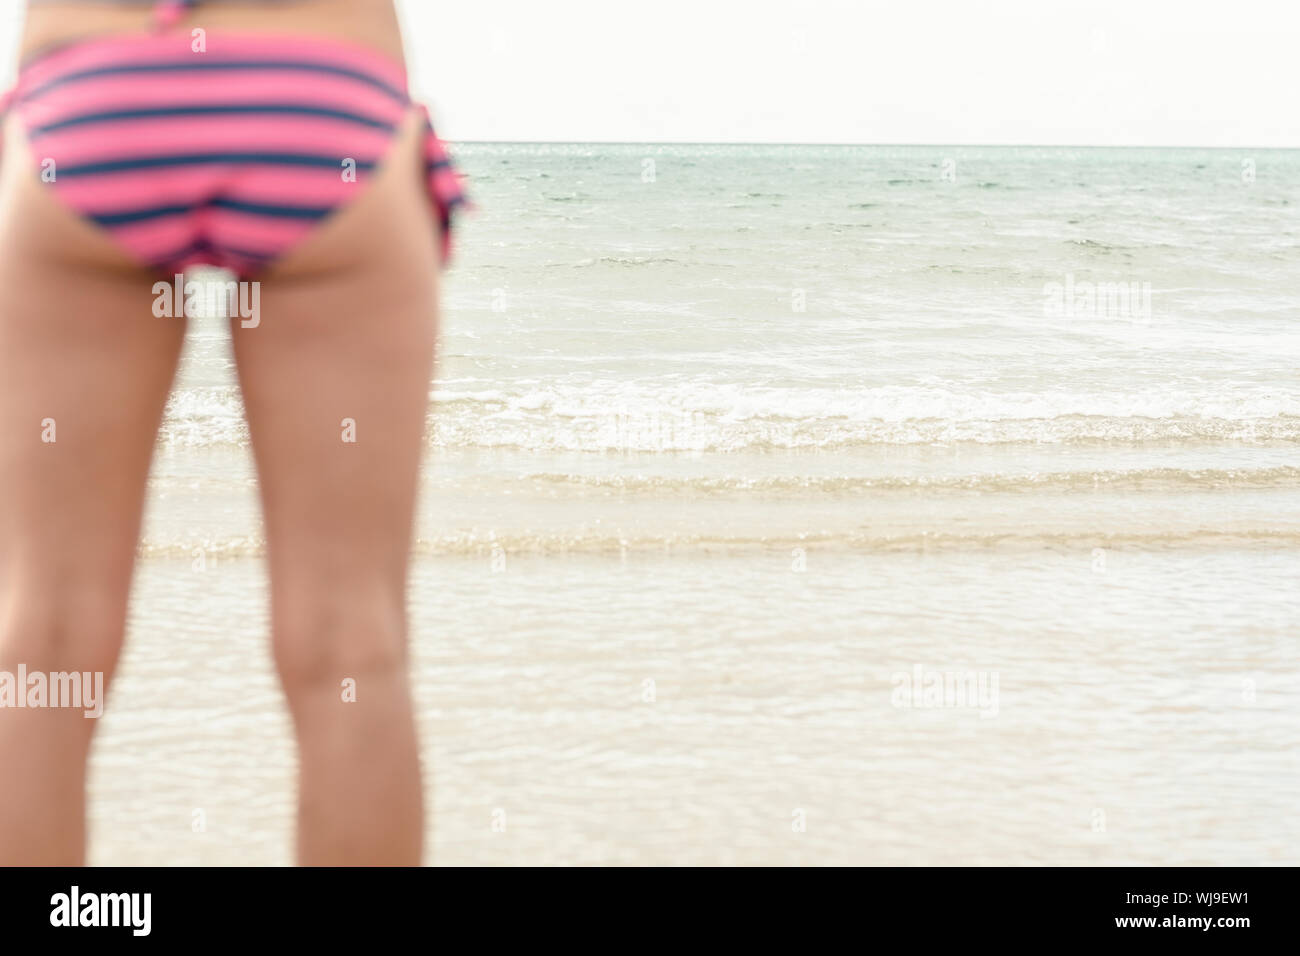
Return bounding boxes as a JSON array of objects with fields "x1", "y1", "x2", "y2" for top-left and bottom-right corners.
[
  {"x1": 229, "y1": 108, "x2": 440, "y2": 624},
  {"x1": 0, "y1": 114, "x2": 184, "y2": 649}
]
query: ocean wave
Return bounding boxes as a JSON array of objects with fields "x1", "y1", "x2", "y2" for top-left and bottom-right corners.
[
  {"x1": 1064, "y1": 238, "x2": 1130, "y2": 251},
  {"x1": 429, "y1": 415, "x2": 1300, "y2": 451},
  {"x1": 159, "y1": 387, "x2": 248, "y2": 447},
  {"x1": 157, "y1": 384, "x2": 1300, "y2": 450},
  {"x1": 563, "y1": 256, "x2": 685, "y2": 268},
  {"x1": 518, "y1": 466, "x2": 1300, "y2": 495},
  {"x1": 137, "y1": 527, "x2": 1300, "y2": 560},
  {"x1": 426, "y1": 384, "x2": 1300, "y2": 423}
]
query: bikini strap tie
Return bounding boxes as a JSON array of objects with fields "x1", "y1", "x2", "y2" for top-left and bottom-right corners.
[{"x1": 416, "y1": 104, "x2": 470, "y2": 265}]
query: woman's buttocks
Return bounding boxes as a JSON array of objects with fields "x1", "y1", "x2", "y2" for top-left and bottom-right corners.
[{"x1": 20, "y1": 0, "x2": 406, "y2": 65}]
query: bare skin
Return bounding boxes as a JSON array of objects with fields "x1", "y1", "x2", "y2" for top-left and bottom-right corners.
[
  {"x1": 19, "y1": 0, "x2": 407, "y2": 64},
  {"x1": 0, "y1": 0, "x2": 435, "y2": 865}
]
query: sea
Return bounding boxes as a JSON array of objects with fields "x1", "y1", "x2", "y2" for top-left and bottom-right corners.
[{"x1": 93, "y1": 144, "x2": 1300, "y2": 864}]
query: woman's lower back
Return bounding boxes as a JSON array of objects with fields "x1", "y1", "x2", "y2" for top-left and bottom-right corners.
[{"x1": 21, "y1": 0, "x2": 406, "y2": 64}]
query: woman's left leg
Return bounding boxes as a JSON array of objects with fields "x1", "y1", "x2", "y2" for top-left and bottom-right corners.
[{"x1": 0, "y1": 116, "x2": 186, "y2": 864}]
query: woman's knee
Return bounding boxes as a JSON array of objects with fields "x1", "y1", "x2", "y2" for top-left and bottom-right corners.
[
  {"x1": 0, "y1": 582, "x2": 128, "y2": 676},
  {"x1": 270, "y1": 582, "x2": 408, "y2": 694}
]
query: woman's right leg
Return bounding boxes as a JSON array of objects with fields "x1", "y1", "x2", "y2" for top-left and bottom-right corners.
[
  {"x1": 229, "y1": 108, "x2": 437, "y2": 865},
  {"x1": 0, "y1": 117, "x2": 185, "y2": 864}
]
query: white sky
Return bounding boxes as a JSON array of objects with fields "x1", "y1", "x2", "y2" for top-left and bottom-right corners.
[
  {"x1": 402, "y1": 0, "x2": 1297, "y2": 146},
  {"x1": 2, "y1": 1, "x2": 1295, "y2": 146}
]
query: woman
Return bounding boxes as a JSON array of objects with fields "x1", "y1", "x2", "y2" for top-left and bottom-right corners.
[{"x1": 0, "y1": 0, "x2": 464, "y2": 865}]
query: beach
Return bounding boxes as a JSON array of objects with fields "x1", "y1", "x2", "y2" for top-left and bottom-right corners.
[{"x1": 92, "y1": 143, "x2": 1300, "y2": 865}]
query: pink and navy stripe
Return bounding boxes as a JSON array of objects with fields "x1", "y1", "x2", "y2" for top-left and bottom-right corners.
[{"x1": 5, "y1": 31, "x2": 467, "y2": 276}]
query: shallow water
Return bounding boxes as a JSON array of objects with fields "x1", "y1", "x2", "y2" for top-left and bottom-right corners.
[{"x1": 91, "y1": 144, "x2": 1300, "y2": 865}]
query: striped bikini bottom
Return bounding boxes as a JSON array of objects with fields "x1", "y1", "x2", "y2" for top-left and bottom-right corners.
[{"x1": 0, "y1": 20, "x2": 467, "y2": 277}]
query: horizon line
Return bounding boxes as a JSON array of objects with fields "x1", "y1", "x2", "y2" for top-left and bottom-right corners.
[{"x1": 449, "y1": 139, "x2": 1299, "y2": 150}]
